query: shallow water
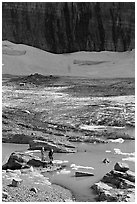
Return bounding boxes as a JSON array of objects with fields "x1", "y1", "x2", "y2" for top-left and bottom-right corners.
[{"x1": 2, "y1": 140, "x2": 135, "y2": 202}]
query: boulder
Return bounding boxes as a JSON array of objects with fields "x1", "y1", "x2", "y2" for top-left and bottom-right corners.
[
  {"x1": 114, "y1": 162, "x2": 129, "y2": 172},
  {"x1": 91, "y1": 162, "x2": 135, "y2": 202},
  {"x1": 75, "y1": 171, "x2": 94, "y2": 177},
  {"x1": 27, "y1": 159, "x2": 48, "y2": 167},
  {"x1": 102, "y1": 158, "x2": 110, "y2": 164},
  {"x1": 2, "y1": 152, "x2": 33, "y2": 170},
  {"x1": 29, "y1": 139, "x2": 76, "y2": 153},
  {"x1": 12, "y1": 178, "x2": 23, "y2": 187},
  {"x1": 126, "y1": 170, "x2": 135, "y2": 182},
  {"x1": 110, "y1": 170, "x2": 135, "y2": 183},
  {"x1": 30, "y1": 187, "x2": 38, "y2": 193},
  {"x1": 2, "y1": 151, "x2": 48, "y2": 170},
  {"x1": 102, "y1": 172, "x2": 135, "y2": 189}
]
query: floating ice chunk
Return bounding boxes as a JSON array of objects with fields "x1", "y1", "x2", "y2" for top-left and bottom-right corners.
[
  {"x1": 109, "y1": 138, "x2": 124, "y2": 143},
  {"x1": 72, "y1": 167, "x2": 78, "y2": 170},
  {"x1": 122, "y1": 157, "x2": 135, "y2": 162},
  {"x1": 114, "y1": 148, "x2": 135, "y2": 156},
  {"x1": 80, "y1": 125, "x2": 106, "y2": 131},
  {"x1": 106, "y1": 150, "x2": 111, "y2": 153},
  {"x1": 58, "y1": 169, "x2": 71, "y2": 174},
  {"x1": 70, "y1": 164, "x2": 94, "y2": 170},
  {"x1": 53, "y1": 160, "x2": 68, "y2": 164},
  {"x1": 25, "y1": 150, "x2": 41, "y2": 154}
]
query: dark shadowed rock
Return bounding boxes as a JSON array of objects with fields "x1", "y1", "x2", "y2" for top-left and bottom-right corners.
[
  {"x1": 75, "y1": 171, "x2": 94, "y2": 177},
  {"x1": 30, "y1": 187, "x2": 38, "y2": 193},
  {"x1": 12, "y1": 178, "x2": 23, "y2": 187},
  {"x1": 114, "y1": 162, "x2": 129, "y2": 172},
  {"x1": 102, "y1": 158, "x2": 110, "y2": 164},
  {"x1": 2, "y1": 152, "x2": 33, "y2": 170},
  {"x1": 29, "y1": 139, "x2": 76, "y2": 153},
  {"x1": 2, "y1": 151, "x2": 48, "y2": 170},
  {"x1": 110, "y1": 170, "x2": 135, "y2": 183},
  {"x1": 27, "y1": 159, "x2": 48, "y2": 167}
]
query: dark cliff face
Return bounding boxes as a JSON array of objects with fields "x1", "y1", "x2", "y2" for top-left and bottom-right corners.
[{"x1": 2, "y1": 2, "x2": 135, "y2": 53}]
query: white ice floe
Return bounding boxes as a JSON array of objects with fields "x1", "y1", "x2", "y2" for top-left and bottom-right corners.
[
  {"x1": 70, "y1": 164, "x2": 94, "y2": 170},
  {"x1": 122, "y1": 157, "x2": 135, "y2": 162},
  {"x1": 106, "y1": 150, "x2": 111, "y2": 153},
  {"x1": 80, "y1": 125, "x2": 106, "y2": 131},
  {"x1": 25, "y1": 150, "x2": 40, "y2": 154},
  {"x1": 109, "y1": 138, "x2": 124, "y2": 143},
  {"x1": 53, "y1": 160, "x2": 68, "y2": 164},
  {"x1": 57, "y1": 169, "x2": 71, "y2": 175},
  {"x1": 114, "y1": 148, "x2": 135, "y2": 156}
]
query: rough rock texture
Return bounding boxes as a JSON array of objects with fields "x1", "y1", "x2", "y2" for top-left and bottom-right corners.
[
  {"x1": 91, "y1": 162, "x2": 135, "y2": 202},
  {"x1": 2, "y1": 151, "x2": 47, "y2": 170},
  {"x1": 2, "y1": 2, "x2": 134, "y2": 53},
  {"x1": 29, "y1": 139, "x2": 76, "y2": 153},
  {"x1": 114, "y1": 162, "x2": 129, "y2": 172},
  {"x1": 2, "y1": 151, "x2": 69, "y2": 170},
  {"x1": 2, "y1": 152, "x2": 33, "y2": 170}
]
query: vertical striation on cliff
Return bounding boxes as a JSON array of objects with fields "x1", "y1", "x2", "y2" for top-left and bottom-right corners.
[{"x1": 2, "y1": 2, "x2": 135, "y2": 53}]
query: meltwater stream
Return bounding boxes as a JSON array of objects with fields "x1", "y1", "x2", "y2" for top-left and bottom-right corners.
[{"x1": 2, "y1": 139, "x2": 135, "y2": 202}]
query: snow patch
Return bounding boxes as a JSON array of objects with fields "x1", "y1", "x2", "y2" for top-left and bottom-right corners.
[
  {"x1": 109, "y1": 138, "x2": 124, "y2": 143},
  {"x1": 70, "y1": 164, "x2": 94, "y2": 170},
  {"x1": 114, "y1": 148, "x2": 135, "y2": 156},
  {"x1": 122, "y1": 157, "x2": 135, "y2": 162}
]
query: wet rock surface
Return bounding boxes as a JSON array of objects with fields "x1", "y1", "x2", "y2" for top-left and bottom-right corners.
[{"x1": 91, "y1": 162, "x2": 135, "y2": 202}]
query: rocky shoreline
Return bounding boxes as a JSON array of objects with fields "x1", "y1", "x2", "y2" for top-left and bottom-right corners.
[
  {"x1": 2, "y1": 149, "x2": 75, "y2": 202},
  {"x1": 2, "y1": 168, "x2": 74, "y2": 202},
  {"x1": 91, "y1": 162, "x2": 135, "y2": 202}
]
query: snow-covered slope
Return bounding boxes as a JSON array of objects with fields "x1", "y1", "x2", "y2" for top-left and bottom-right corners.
[{"x1": 2, "y1": 41, "x2": 135, "y2": 78}]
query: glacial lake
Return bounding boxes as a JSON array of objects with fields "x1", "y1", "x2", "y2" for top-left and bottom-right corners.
[{"x1": 2, "y1": 139, "x2": 135, "y2": 202}]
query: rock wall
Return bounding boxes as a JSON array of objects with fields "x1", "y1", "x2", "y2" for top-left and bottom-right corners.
[{"x1": 2, "y1": 2, "x2": 135, "y2": 53}]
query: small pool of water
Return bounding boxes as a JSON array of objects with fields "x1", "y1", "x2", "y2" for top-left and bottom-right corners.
[
  {"x1": 43, "y1": 141, "x2": 135, "y2": 202},
  {"x1": 2, "y1": 140, "x2": 135, "y2": 202}
]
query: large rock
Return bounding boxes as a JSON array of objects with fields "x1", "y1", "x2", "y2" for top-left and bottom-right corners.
[
  {"x1": 91, "y1": 162, "x2": 135, "y2": 202},
  {"x1": 29, "y1": 139, "x2": 76, "y2": 153},
  {"x1": 2, "y1": 151, "x2": 48, "y2": 170},
  {"x1": 12, "y1": 178, "x2": 23, "y2": 187},
  {"x1": 110, "y1": 170, "x2": 135, "y2": 183},
  {"x1": 114, "y1": 162, "x2": 129, "y2": 172},
  {"x1": 2, "y1": 152, "x2": 33, "y2": 170},
  {"x1": 27, "y1": 159, "x2": 48, "y2": 167}
]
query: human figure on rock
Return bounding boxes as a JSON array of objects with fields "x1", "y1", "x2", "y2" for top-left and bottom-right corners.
[
  {"x1": 48, "y1": 149, "x2": 54, "y2": 165},
  {"x1": 41, "y1": 147, "x2": 45, "y2": 162}
]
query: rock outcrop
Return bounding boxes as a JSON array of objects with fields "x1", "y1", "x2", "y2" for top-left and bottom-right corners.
[
  {"x1": 2, "y1": 2, "x2": 134, "y2": 53},
  {"x1": 91, "y1": 162, "x2": 135, "y2": 202},
  {"x1": 29, "y1": 139, "x2": 76, "y2": 153},
  {"x1": 2, "y1": 151, "x2": 48, "y2": 170},
  {"x1": 75, "y1": 171, "x2": 94, "y2": 177}
]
